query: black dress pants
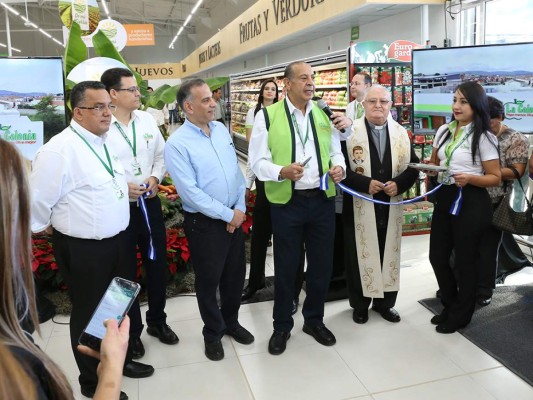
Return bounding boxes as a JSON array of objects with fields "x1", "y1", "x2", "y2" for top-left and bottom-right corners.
[
  {"x1": 126, "y1": 197, "x2": 168, "y2": 338},
  {"x1": 184, "y1": 212, "x2": 246, "y2": 342},
  {"x1": 248, "y1": 179, "x2": 305, "y2": 297},
  {"x1": 430, "y1": 185, "x2": 492, "y2": 328},
  {"x1": 52, "y1": 230, "x2": 130, "y2": 392},
  {"x1": 270, "y1": 191, "x2": 335, "y2": 332}
]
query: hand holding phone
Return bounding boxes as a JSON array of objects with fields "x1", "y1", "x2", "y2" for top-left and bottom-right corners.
[{"x1": 79, "y1": 277, "x2": 140, "y2": 351}]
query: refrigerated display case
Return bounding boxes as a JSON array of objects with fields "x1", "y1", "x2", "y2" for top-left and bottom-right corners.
[{"x1": 229, "y1": 51, "x2": 349, "y2": 155}]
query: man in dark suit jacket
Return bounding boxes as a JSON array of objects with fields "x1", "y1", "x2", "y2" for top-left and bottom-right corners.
[{"x1": 341, "y1": 85, "x2": 419, "y2": 325}]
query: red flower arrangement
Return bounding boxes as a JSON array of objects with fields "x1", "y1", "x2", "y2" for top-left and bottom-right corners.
[
  {"x1": 32, "y1": 237, "x2": 65, "y2": 290},
  {"x1": 242, "y1": 190, "x2": 256, "y2": 235}
]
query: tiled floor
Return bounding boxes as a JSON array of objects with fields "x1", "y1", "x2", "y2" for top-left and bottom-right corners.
[{"x1": 37, "y1": 234, "x2": 533, "y2": 400}]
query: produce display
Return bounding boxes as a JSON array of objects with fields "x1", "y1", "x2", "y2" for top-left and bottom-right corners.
[{"x1": 230, "y1": 66, "x2": 348, "y2": 136}]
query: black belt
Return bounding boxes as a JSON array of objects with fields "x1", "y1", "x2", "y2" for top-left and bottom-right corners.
[{"x1": 294, "y1": 188, "x2": 321, "y2": 197}]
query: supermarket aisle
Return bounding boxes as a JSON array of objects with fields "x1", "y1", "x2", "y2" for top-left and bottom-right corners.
[{"x1": 36, "y1": 234, "x2": 533, "y2": 400}]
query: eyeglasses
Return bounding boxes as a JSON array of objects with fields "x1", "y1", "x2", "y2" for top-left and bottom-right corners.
[
  {"x1": 115, "y1": 86, "x2": 141, "y2": 93},
  {"x1": 364, "y1": 99, "x2": 391, "y2": 107},
  {"x1": 77, "y1": 104, "x2": 117, "y2": 113}
]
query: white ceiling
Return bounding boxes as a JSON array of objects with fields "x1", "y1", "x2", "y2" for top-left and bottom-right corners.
[{"x1": 1, "y1": 1, "x2": 423, "y2": 63}]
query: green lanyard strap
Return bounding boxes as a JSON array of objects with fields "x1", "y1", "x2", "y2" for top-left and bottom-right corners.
[
  {"x1": 290, "y1": 113, "x2": 310, "y2": 148},
  {"x1": 443, "y1": 124, "x2": 470, "y2": 167},
  {"x1": 71, "y1": 126, "x2": 115, "y2": 177},
  {"x1": 114, "y1": 120, "x2": 137, "y2": 157}
]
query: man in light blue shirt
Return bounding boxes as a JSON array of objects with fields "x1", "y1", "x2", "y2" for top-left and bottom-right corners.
[{"x1": 164, "y1": 78, "x2": 254, "y2": 361}]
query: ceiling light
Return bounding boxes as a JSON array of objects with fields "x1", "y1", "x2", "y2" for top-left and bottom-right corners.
[
  {"x1": 0, "y1": 2, "x2": 20, "y2": 16},
  {"x1": 191, "y1": 0, "x2": 203, "y2": 14}
]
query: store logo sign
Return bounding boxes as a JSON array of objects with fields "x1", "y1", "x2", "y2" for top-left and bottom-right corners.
[
  {"x1": 388, "y1": 40, "x2": 421, "y2": 62},
  {"x1": 0, "y1": 124, "x2": 37, "y2": 144},
  {"x1": 505, "y1": 99, "x2": 533, "y2": 120}
]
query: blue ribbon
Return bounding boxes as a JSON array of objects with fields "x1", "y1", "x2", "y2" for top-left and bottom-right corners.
[
  {"x1": 449, "y1": 187, "x2": 463, "y2": 215},
  {"x1": 322, "y1": 172, "x2": 443, "y2": 206},
  {"x1": 139, "y1": 184, "x2": 156, "y2": 261}
]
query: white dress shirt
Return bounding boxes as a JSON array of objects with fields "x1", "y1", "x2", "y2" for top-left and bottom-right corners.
[
  {"x1": 249, "y1": 96, "x2": 346, "y2": 190},
  {"x1": 107, "y1": 110, "x2": 166, "y2": 193},
  {"x1": 31, "y1": 120, "x2": 129, "y2": 239}
]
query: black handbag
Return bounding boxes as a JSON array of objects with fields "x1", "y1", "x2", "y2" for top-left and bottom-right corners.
[{"x1": 492, "y1": 167, "x2": 533, "y2": 235}]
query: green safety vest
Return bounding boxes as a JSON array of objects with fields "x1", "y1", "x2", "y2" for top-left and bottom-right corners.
[{"x1": 263, "y1": 99, "x2": 336, "y2": 204}]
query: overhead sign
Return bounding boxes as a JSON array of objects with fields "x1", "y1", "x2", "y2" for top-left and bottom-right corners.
[
  {"x1": 130, "y1": 63, "x2": 181, "y2": 80},
  {"x1": 58, "y1": 0, "x2": 100, "y2": 35},
  {"x1": 350, "y1": 40, "x2": 422, "y2": 64},
  {"x1": 124, "y1": 24, "x2": 155, "y2": 46}
]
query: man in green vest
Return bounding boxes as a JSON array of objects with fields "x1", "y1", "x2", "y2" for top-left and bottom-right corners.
[{"x1": 248, "y1": 61, "x2": 351, "y2": 355}]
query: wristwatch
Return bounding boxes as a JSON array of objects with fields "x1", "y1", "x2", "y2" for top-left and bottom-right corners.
[
  {"x1": 278, "y1": 170, "x2": 283, "y2": 181},
  {"x1": 152, "y1": 176, "x2": 160, "y2": 184}
]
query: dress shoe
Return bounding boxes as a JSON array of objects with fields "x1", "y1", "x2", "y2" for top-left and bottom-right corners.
[
  {"x1": 147, "y1": 323, "x2": 179, "y2": 345},
  {"x1": 268, "y1": 330, "x2": 291, "y2": 355},
  {"x1": 476, "y1": 295, "x2": 492, "y2": 306},
  {"x1": 436, "y1": 323, "x2": 459, "y2": 334},
  {"x1": 430, "y1": 308, "x2": 448, "y2": 325},
  {"x1": 352, "y1": 309, "x2": 369, "y2": 324},
  {"x1": 241, "y1": 285, "x2": 263, "y2": 301},
  {"x1": 291, "y1": 299, "x2": 299, "y2": 315},
  {"x1": 81, "y1": 386, "x2": 128, "y2": 400},
  {"x1": 226, "y1": 324, "x2": 254, "y2": 344},
  {"x1": 302, "y1": 324, "x2": 336, "y2": 346},
  {"x1": 122, "y1": 360, "x2": 154, "y2": 378},
  {"x1": 129, "y1": 337, "x2": 145, "y2": 359},
  {"x1": 372, "y1": 307, "x2": 401, "y2": 323},
  {"x1": 204, "y1": 339, "x2": 224, "y2": 361}
]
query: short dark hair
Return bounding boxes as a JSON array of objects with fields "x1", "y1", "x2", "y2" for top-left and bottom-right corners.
[
  {"x1": 357, "y1": 72, "x2": 372, "y2": 86},
  {"x1": 487, "y1": 96, "x2": 505, "y2": 120},
  {"x1": 71, "y1": 81, "x2": 106, "y2": 109},
  {"x1": 177, "y1": 78, "x2": 206, "y2": 110},
  {"x1": 100, "y1": 68, "x2": 134, "y2": 91},
  {"x1": 284, "y1": 61, "x2": 308, "y2": 80}
]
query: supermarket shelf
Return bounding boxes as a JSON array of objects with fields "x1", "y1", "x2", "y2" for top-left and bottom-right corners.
[
  {"x1": 402, "y1": 229, "x2": 431, "y2": 236},
  {"x1": 231, "y1": 111, "x2": 247, "y2": 116}
]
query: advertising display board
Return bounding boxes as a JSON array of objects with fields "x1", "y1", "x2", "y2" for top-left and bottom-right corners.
[
  {"x1": 412, "y1": 42, "x2": 533, "y2": 134},
  {"x1": 0, "y1": 57, "x2": 67, "y2": 159}
]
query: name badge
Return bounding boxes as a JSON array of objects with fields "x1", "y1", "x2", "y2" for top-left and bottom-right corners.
[
  {"x1": 132, "y1": 158, "x2": 142, "y2": 176},
  {"x1": 112, "y1": 178, "x2": 125, "y2": 200}
]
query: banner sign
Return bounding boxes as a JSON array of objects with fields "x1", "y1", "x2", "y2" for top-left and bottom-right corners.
[{"x1": 125, "y1": 24, "x2": 155, "y2": 46}]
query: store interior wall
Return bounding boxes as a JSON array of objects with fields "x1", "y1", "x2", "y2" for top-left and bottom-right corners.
[{"x1": 201, "y1": 5, "x2": 457, "y2": 79}]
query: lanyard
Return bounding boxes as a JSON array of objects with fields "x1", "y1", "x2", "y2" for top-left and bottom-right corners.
[
  {"x1": 443, "y1": 124, "x2": 470, "y2": 167},
  {"x1": 71, "y1": 126, "x2": 115, "y2": 178},
  {"x1": 114, "y1": 120, "x2": 137, "y2": 157},
  {"x1": 290, "y1": 113, "x2": 309, "y2": 148}
]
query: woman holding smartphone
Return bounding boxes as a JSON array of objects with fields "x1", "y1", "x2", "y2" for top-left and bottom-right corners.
[
  {"x1": 0, "y1": 138, "x2": 128, "y2": 400},
  {"x1": 427, "y1": 81, "x2": 500, "y2": 334}
]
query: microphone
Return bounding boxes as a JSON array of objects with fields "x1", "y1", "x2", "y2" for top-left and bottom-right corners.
[{"x1": 317, "y1": 99, "x2": 344, "y2": 133}]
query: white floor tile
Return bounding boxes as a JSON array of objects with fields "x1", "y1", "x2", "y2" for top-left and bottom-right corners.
[
  {"x1": 470, "y1": 367, "x2": 533, "y2": 400},
  {"x1": 372, "y1": 375, "x2": 496, "y2": 400},
  {"x1": 138, "y1": 359, "x2": 253, "y2": 400},
  {"x1": 241, "y1": 344, "x2": 368, "y2": 400}
]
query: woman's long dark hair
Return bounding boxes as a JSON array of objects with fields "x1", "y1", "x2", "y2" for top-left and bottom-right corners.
[
  {"x1": 438, "y1": 81, "x2": 493, "y2": 164},
  {"x1": 253, "y1": 79, "x2": 279, "y2": 116}
]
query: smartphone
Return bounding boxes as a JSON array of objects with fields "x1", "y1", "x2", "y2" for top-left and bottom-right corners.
[
  {"x1": 78, "y1": 277, "x2": 140, "y2": 351},
  {"x1": 300, "y1": 156, "x2": 312, "y2": 166}
]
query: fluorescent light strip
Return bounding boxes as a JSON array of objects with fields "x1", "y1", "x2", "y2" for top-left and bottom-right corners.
[
  {"x1": 0, "y1": 42, "x2": 22, "y2": 52},
  {"x1": 168, "y1": 0, "x2": 203, "y2": 48},
  {"x1": 100, "y1": 0, "x2": 110, "y2": 18},
  {"x1": 1, "y1": 2, "x2": 20, "y2": 16},
  {"x1": 191, "y1": 0, "x2": 203, "y2": 15}
]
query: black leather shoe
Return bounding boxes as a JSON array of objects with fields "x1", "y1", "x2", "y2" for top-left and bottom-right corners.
[
  {"x1": 476, "y1": 295, "x2": 492, "y2": 306},
  {"x1": 147, "y1": 324, "x2": 179, "y2": 345},
  {"x1": 291, "y1": 299, "x2": 299, "y2": 315},
  {"x1": 436, "y1": 323, "x2": 459, "y2": 334},
  {"x1": 81, "y1": 387, "x2": 128, "y2": 399},
  {"x1": 430, "y1": 308, "x2": 448, "y2": 325},
  {"x1": 302, "y1": 324, "x2": 336, "y2": 346},
  {"x1": 268, "y1": 330, "x2": 290, "y2": 355},
  {"x1": 372, "y1": 307, "x2": 401, "y2": 323},
  {"x1": 122, "y1": 361, "x2": 154, "y2": 378},
  {"x1": 352, "y1": 309, "x2": 369, "y2": 324},
  {"x1": 204, "y1": 339, "x2": 224, "y2": 361},
  {"x1": 129, "y1": 337, "x2": 145, "y2": 359},
  {"x1": 241, "y1": 284, "x2": 264, "y2": 301},
  {"x1": 226, "y1": 325, "x2": 254, "y2": 344}
]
